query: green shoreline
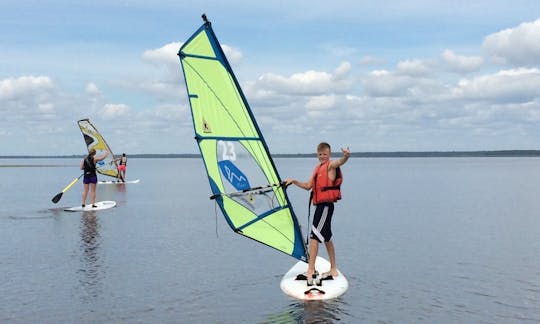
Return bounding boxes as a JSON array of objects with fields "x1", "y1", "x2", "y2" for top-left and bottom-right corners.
[{"x1": 1, "y1": 150, "x2": 540, "y2": 159}]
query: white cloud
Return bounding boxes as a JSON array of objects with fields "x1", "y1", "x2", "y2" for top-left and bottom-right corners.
[
  {"x1": 142, "y1": 42, "x2": 182, "y2": 69},
  {"x1": 483, "y1": 17, "x2": 540, "y2": 66},
  {"x1": 260, "y1": 71, "x2": 327, "y2": 93},
  {"x1": 524, "y1": 100, "x2": 540, "y2": 121},
  {"x1": 100, "y1": 103, "x2": 131, "y2": 119},
  {"x1": 0, "y1": 71, "x2": 192, "y2": 155},
  {"x1": 221, "y1": 44, "x2": 243, "y2": 65},
  {"x1": 151, "y1": 103, "x2": 189, "y2": 121},
  {"x1": 441, "y1": 49, "x2": 483, "y2": 73},
  {"x1": 5, "y1": 11, "x2": 540, "y2": 154},
  {"x1": 454, "y1": 68, "x2": 540, "y2": 102},
  {"x1": 0, "y1": 75, "x2": 61, "y2": 123},
  {"x1": 305, "y1": 95, "x2": 336, "y2": 110},
  {"x1": 252, "y1": 62, "x2": 352, "y2": 96},
  {"x1": 0, "y1": 75, "x2": 54, "y2": 100},
  {"x1": 37, "y1": 103, "x2": 55, "y2": 114},
  {"x1": 132, "y1": 79, "x2": 184, "y2": 100},
  {"x1": 396, "y1": 59, "x2": 433, "y2": 76},
  {"x1": 138, "y1": 42, "x2": 242, "y2": 99},
  {"x1": 86, "y1": 82, "x2": 101, "y2": 96},
  {"x1": 143, "y1": 42, "x2": 243, "y2": 69},
  {"x1": 362, "y1": 70, "x2": 416, "y2": 97},
  {"x1": 333, "y1": 61, "x2": 352, "y2": 80}
]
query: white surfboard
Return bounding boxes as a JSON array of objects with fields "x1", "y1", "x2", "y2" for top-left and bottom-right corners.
[
  {"x1": 97, "y1": 179, "x2": 140, "y2": 184},
  {"x1": 64, "y1": 200, "x2": 117, "y2": 212},
  {"x1": 280, "y1": 256, "x2": 348, "y2": 300}
]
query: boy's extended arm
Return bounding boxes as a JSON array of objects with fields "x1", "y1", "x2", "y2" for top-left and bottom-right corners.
[
  {"x1": 329, "y1": 147, "x2": 350, "y2": 169},
  {"x1": 284, "y1": 177, "x2": 312, "y2": 191}
]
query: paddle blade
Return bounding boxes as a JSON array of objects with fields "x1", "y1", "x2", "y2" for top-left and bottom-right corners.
[
  {"x1": 51, "y1": 192, "x2": 63, "y2": 204},
  {"x1": 51, "y1": 174, "x2": 83, "y2": 204}
]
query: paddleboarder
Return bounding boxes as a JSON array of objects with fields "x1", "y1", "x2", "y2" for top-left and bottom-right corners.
[{"x1": 81, "y1": 149, "x2": 108, "y2": 207}]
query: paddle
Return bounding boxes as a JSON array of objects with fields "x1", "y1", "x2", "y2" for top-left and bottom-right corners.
[{"x1": 51, "y1": 174, "x2": 83, "y2": 203}]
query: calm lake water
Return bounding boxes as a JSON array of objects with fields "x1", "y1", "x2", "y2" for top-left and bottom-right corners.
[{"x1": 1, "y1": 157, "x2": 539, "y2": 323}]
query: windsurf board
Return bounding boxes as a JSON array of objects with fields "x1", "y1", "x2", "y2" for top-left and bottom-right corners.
[
  {"x1": 98, "y1": 179, "x2": 140, "y2": 184},
  {"x1": 280, "y1": 256, "x2": 348, "y2": 300}
]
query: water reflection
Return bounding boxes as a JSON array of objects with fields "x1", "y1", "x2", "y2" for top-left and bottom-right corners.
[
  {"x1": 78, "y1": 211, "x2": 104, "y2": 302},
  {"x1": 101, "y1": 183, "x2": 127, "y2": 202},
  {"x1": 261, "y1": 299, "x2": 346, "y2": 323},
  {"x1": 114, "y1": 183, "x2": 126, "y2": 194}
]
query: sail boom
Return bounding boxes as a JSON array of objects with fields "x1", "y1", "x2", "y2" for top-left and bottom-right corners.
[{"x1": 210, "y1": 182, "x2": 285, "y2": 200}]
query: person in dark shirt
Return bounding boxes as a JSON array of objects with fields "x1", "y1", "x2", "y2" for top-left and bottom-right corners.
[{"x1": 80, "y1": 148, "x2": 108, "y2": 207}]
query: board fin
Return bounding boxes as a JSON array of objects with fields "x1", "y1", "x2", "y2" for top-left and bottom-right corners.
[{"x1": 304, "y1": 287, "x2": 325, "y2": 295}]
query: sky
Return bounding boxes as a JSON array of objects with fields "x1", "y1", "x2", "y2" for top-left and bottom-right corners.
[{"x1": 2, "y1": 0, "x2": 540, "y2": 155}]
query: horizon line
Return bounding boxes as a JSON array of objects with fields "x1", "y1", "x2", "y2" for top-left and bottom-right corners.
[{"x1": 2, "y1": 149, "x2": 540, "y2": 158}]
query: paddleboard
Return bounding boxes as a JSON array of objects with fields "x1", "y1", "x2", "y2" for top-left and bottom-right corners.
[
  {"x1": 97, "y1": 179, "x2": 140, "y2": 184},
  {"x1": 64, "y1": 200, "x2": 117, "y2": 212},
  {"x1": 280, "y1": 256, "x2": 348, "y2": 300}
]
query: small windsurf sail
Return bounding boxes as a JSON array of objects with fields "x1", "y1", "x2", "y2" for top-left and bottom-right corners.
[
  {"x1": 178, "y1": 15, "x2": 307, "y2": 262},
  {"x1": 77, "y1": 118, "x2": 119, "y2": 179}
]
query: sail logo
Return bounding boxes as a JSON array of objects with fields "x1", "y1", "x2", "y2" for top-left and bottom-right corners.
[
  {"x1": 202, "y1": 117, "x2": 212, "y2": 133},
  {"x1": 218, "y1": 160, "x2": 250, "y2": 191}
]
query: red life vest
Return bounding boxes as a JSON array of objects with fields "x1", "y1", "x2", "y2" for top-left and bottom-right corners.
[{"x1": 311, "y1": 160, "x2": 343, "y2": 204}]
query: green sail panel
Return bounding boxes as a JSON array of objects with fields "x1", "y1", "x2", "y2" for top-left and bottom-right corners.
[
  {"x1": 77, "y1": 118, "x2": 119, "y2": 179},
  {"x1": 178, "y1": 19, "x2": 307, "y2": 262}
]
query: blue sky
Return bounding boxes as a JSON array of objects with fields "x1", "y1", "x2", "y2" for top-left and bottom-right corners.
[{"x1": 2, "y1": 0, "x2": 540, "y2": 155}]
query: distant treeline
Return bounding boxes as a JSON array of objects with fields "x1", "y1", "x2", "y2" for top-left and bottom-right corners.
[
  {"x1": 275, "y1": 150, "x2": 540, "y2": 158},
  {"x1": 2, "y1": 150, "x2": 540, "y2": 159}
]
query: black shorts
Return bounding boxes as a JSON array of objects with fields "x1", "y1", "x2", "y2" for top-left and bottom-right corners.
[
  {"x1": 83, "y1": 175, "x2": 97, "y2": 184},
  {"x1": 311, "y1": 203, "x2": 334, "y2": 242}
]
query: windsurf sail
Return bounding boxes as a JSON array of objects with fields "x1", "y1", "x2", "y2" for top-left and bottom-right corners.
[
  {"x1": 178, "y1": 15, "x2": 308, "y2": 262},
  {"x1": 77, "y1": 118, "x2": 119, "y2": 179}
]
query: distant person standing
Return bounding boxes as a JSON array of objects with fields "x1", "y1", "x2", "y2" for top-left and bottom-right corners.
[
  {"x1": 115, "y1": 153, "x2": 127, "y2": 182},
  {"x1": 81, "y1": 149, "x2": 108, "y2": 207}
]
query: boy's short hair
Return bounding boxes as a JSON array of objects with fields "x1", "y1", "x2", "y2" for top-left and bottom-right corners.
[{"x1": 317, "y1": 142, "x2": 331, "y2": 152}]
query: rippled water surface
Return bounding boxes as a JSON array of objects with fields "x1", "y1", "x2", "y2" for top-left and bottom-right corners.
[{"x1": 1, "y1": 157, "x2": 539, "y2": 323}]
